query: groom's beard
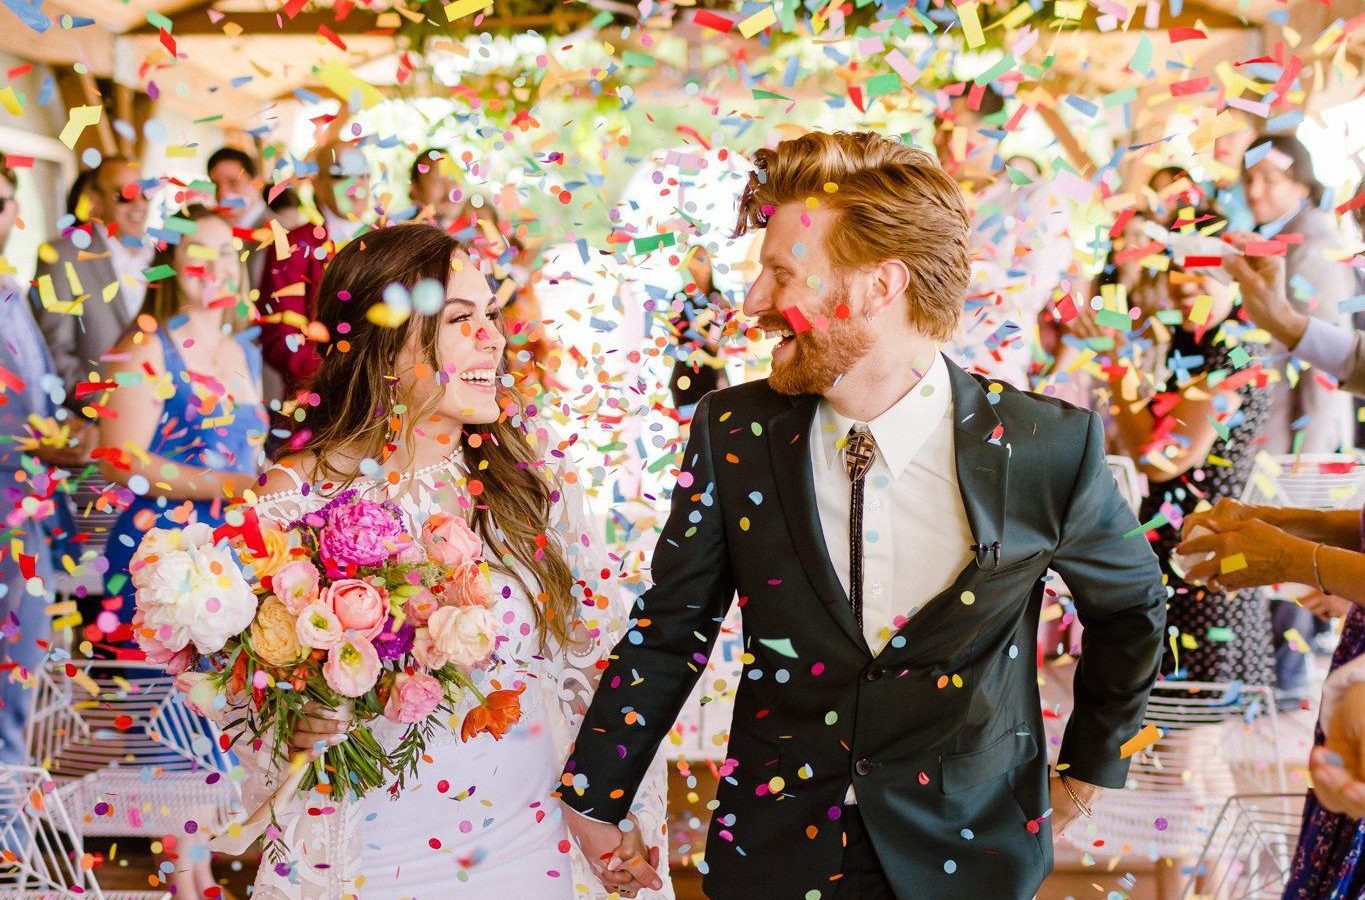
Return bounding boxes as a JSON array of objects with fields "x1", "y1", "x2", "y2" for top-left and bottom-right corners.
[{"x1": 763, "y1": 292, "x2": 876, "y2": 397}]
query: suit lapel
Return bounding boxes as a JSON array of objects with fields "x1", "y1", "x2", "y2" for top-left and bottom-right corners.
[
  {"x1": 946, "y1": 360, "x2": 1009, "y2": 558},
  {"x1": 873, "y1": 359, "x2": 1011, "y2": 662},
  {"x1": 767, "y1": 395, "x2": 871, "y2": 656}
]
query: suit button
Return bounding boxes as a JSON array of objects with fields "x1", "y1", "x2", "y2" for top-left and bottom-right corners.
[
  {"x1": 855, "y1": 759, "x2": 873, "y2": 776},
  {"x1": 864, "y1": 667, "x2": 882, "y2": 682}
]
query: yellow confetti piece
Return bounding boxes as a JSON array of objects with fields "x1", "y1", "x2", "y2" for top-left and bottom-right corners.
[
  {"x1": 59, "y1": 105, "x2": 102, "y2": 150},
  {"x1": 1120, "y1": 723, "x2": 1161, "y2": 759},
  {"x1": 315, "y1": 61, "x2": 385, "y2": 110},
  {"x1": 36, "y1": 274, "x2": 80, "y2": 315},
  {"x1": 738, "y1": 4, "x2": 777, "y2": 38},
  {"x1": 1219, "y1": 553, "x2": 1247, "y2": 574},
  {"x1": 0, "y1": 86, "x2": 22, "y2": 116},
  {"x1": 994, "y1": 2, "x2": 1033, "y2": 29},
  {"x1": 958, "y1": 2, "x2": 985, "y2": 47},
  {"x1": 444, "y1": 0, "x2": 490, "y2": 22},
  {"x1": 63, "y1": 261, "x2": 85, "y2": 300},
  {"x1": 366, "y1": 303, "x2": 411, "y2": 328},
  {"x1": 1054, "y1": 0, "x2": 1084, "y2": 19},
  {"x1": 0, "y1": 256, "x2": 13, "y2": 277},
  {"x1": 165, "y1": 145, "x2": 198, "y2": 159}
]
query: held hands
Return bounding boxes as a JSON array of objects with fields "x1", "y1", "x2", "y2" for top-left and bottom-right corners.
[{"x1": 559, "y1": 802, "x2": 664, "y2": 896}]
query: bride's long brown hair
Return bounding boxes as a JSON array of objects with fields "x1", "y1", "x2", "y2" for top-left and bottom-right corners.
[{"x1": 293, "y1": 224, "x2": 574, "y2": 648}]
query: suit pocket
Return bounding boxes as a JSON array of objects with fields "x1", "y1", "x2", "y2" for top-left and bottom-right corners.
[
  {"x1": 987, "y1": 548, "x2": 1049, "y2": 579},
  {"x1": 940, "y1": 727, "x2": 1039, "y2": 794}
]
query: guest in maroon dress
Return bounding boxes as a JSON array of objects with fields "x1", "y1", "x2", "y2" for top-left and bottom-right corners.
[{"x1": 256, "y1": 139, "x2": 371, "y2": 451}]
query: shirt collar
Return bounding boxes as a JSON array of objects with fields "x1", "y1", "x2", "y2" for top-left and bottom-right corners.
[{"x1": 814, "y1": 351, "x2": 953, "y2": 480}]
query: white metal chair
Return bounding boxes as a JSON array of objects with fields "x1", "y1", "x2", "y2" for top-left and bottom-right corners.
[
  {"x1": 1106, "y1": 454, "x2": 1143, "y2": 514},
  {"x1": 1067, "y1": 682, "x2": 1286, "y2": 863},
  {"x1": 0, "y1": 764, "x2": 168, "y2": 899},
  {"x1": 1180, "y1": 793, "x2": 1303, "y2": 899},
  {"x1": 1240, "y1": 452, "x2": 1365, "y2": 511},
  {"x1": 24, "y1": 660, "x2": 236, "y2": 844}
]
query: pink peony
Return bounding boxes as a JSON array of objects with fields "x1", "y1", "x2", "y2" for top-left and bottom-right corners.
[
  {"x1": 323, "y1": 637, "x2": 381, "y2": 697},
  {"x1": 322, "y1": 579, "x2": 388, "y2": 640},
  {"x1": 295, "y1": 602, "x2": 344, "y2": 650},
  {"x1": 319, "y1": 499, "x2": 403, "y2": 567},
  {"x1": 426, "y1": 605, "x2": 499, "y2": 671},
  {"x1": 395, "y1": 539, "x2": 426, "y2": 565},
  {"x1": 271, "y1": 560, "x2": 321, "y2": 614},
  {"x1": 411, "y1": 628, "x2": 443, "y2": 670},
  {"x1": 382, "y1": 672, "x2": 444, "y2": 724},
  {"x1": 422, "y1": 514, "x2": 483, "y2": 567},
  {"x1": 404, "y1": 588, "x2": 440, "y2": 625}
]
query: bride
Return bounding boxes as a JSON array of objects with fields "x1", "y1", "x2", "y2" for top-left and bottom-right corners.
[{"x1": 228, "y1": 223, "x2": 672, "y2": 898}]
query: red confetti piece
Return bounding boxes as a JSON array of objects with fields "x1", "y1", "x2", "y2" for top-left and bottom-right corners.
[
  {"x1": 782, "y1": 306, "x2": 813, "y2": 334},
  {"x1": 317, "y1": 25, "x2": 347, "y2": 51},
  {"x1": 1169, "y1": 27, "x2": 1206, "y2": 42},
  {"x1": 1169, "y1": 77, "x2": 1210, "y2": 96},
  {"x1": 429, "y1": 838, "x2": 441, "y2": 849},
  {"x1": 693, "y1": 9, "x2": 735, "y2": 32},
  {"x1": 6, "y1": 63, "x2": 32, "y2": 79},
  {"x1": 282, "y1": 0, "x2": 308, "y2": 18},
  {"x1": 114, "y1": 715, "x2": 133, "y2": 731}
]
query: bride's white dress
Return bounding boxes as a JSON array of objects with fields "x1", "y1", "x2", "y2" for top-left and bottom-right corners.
[{"x1": 220, "y1": 448, "x2": 673, "y2": 899}]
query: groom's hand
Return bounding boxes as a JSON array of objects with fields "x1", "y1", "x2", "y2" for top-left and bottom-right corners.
[
  {"x1": 559, "y1": 802, "x2": 664, "y2": 894},
  {"x1": 1048, "y1": 774, "x2": 1102, "y2": 839}
]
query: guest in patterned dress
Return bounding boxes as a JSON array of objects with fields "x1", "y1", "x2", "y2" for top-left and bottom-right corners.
[
  {"x1": 1177, "y1": 498, "x2": 1365, "y2": 898},
  {"x1": 1104, "y1": 250, "x2": 1275, "y2": 685}
]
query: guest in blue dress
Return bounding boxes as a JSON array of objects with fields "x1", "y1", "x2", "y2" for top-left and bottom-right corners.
[{"x1": 97, "y1": 204, "x2": 267, "y2": 636}]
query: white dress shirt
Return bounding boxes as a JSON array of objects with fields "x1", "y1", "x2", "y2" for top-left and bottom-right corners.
[
  {"x1": 99, "y1": 225, "x2": 152, "y2": 318},
  {"x1": 811, "y1": 352, "x2": 975, "y2": 804},
  {"x1": 810, "y1": 351, "x2": 975, "y2": 655}
]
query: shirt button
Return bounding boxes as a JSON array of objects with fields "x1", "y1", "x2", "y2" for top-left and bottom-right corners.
[{"x1": 855, "y1": 759, "x2": 873, "y2": 776}]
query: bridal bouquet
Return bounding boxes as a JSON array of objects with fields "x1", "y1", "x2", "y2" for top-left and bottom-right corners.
[{"x1": 130, "y1": 491, "x2": 521, "y2": 810}]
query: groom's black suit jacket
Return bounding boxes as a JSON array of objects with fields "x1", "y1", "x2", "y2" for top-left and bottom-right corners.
[{"x1": 558, "y1": 357, "x2": 1167, "y2": 899}]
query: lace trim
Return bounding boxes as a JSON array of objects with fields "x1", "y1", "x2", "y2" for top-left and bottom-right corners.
[{"x1": 252, "y1": 451, "x2": 467, "y2": 506}]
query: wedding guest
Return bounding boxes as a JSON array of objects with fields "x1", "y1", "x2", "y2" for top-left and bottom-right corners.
[
  {"x1": 0, "y1": 163, "x2": 89, "y2": 767},
  {"x1": 666, "y1": 245, "x2": 731, "y2": 424},
  {"x1": 408, "y1": 147, "x2": 461, "y2": 230},
  {"x1": 31, "y1": 156, "x2": 152, "y2": 402},
  {"x1": 265, "y1": 184, "x2": 305, "y2": 231},
  {"x1": 1242, "y1": 134, "x2": 1355, "y2": 455},
  {"x1": 207, "y1": 146, "x2": 271, "y2": 287},
  {"x1": 97, "y1": 204, "x2": 267, "y2": 632},
  {"x1": 1177, "y1": 497, "x2": 1365, "y2": 897},
  {"x1": 256, "y1": 139, "x2": 370, "y2": 450},
  {"x1": 1105, "y1": 230, "x2": 1275, "y2": 684},
  {"x1": 934, "y1": 83, "x2": 1074, "y2": 390}
]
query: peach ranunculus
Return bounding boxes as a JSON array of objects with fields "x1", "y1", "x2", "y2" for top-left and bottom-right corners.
[
  {"x1": 322, "y1": 579, "x2": 388, "y2": 640},
  {"x1": 295, "y1": 602, "x2": 344, "y2": 650},
  {"x1": 271, "y1": 560, "x2": 322, "y2": 614},
  {"x1": 323, "y1": 637, "x2": 381, "y2": 697},
  {"x1": 450, "y1": 563, "x2": 493, "y2": 609},
  {"x1": 250, "y1": 596, "x2": 303, "y2": 667},
  {"x1": 426, "y1": 605, "x2": 498, "y2": 671},
  {"x1": 404, "y1": 588, "x2": 440, "y2": 626},
  {"x1": 382, "y1": 672, "x2": 444, "y2": 724},
  {"x1": 422, "y1": 514, "x2": 483, "y2": 567}
]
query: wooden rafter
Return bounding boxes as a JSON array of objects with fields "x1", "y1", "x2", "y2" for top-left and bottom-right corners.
[{"x1": 132, "y1": 4, "x2": 593, "y2": 35}]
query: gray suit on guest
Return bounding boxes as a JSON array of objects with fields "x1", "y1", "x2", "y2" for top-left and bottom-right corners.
[
  {"x1": 28, "y1": 230, "x2": 137, "y2": 407},
  {"x1": 1261, "y1": 204, "x2": 1356, "y2": 454}
]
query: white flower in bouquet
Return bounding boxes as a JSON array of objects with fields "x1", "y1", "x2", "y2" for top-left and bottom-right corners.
[
  {"x1": 129, "y1": 523, "x2": 215, "y2": 590},
  {"x1": 425, "y1": 605, "x2": 500, "y2": 670},
  {"x1": 135, "y1": 531, "x2": 258, "y2": 655}
]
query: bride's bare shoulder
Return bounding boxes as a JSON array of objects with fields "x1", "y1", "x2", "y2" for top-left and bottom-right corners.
[{"x1": 257, "y1": 453, "x2": 322, "y2": 497}]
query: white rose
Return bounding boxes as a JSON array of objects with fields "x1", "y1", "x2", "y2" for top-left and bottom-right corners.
[{"x1": 426, "y1": 605, "x2": 499, "y2": 671}]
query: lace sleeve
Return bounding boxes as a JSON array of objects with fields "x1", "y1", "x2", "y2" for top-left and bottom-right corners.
[{"x1": 542, "y1": 442, "x2": 675, "y2": 900}]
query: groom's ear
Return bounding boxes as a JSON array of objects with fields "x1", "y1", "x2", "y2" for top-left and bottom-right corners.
[{"x1": 866, "y1": 258, "x2": 911, "y2": 320}]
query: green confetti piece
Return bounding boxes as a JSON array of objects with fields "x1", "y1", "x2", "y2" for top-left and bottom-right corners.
[
  {"x1": 752, "y1": 89, "x2": 793, "y2": 101},
  {"x1": 631, "y1": 232, "x2": 676, "y2": 254},
  {"x1": 1156, "y1": 309, "x2": 1186, "y2": 326},
  {"x1": 589, "y1": 9, "x2": 614, "y2": 28},
  {"x1": 865, "y1": 73, "x2": 902, "y2": 99},
  {"x1": 974, "y1": 54, "x2": 1016, "y2": 85},
  {"x1": 142, "y1": 264, "x2": 176, "y2": 282},
  {"x1": 1228, "y1": 346, "x2": 1251, "y2": 368},
  {"x1": 164, "y1": 215, "x2": 199, "y2": 236},
  {"x1": 647, "y1": 452, "x2": 678, "y2": 473},
  {"x1": 106, "y1": 572, "x2": 128, "y2": 596},
  {"x1": 759, "y1": 638, "x2": 798, "y2": 659},
  {"x1": 1102, "y1": 86, "x2": 1138, "y2": 108},
  {"x1": 910, "y1": 8, "x2": 937, "y2": 30},
  {"x1": 193, "y1": 114, "x2": 224, "y2": 125},
  {"x1": 1209, "y1": 416, "x2": 1231, "y2": 441},
  {"x1": 750, "y1": 421, "x2": 764, "y2": 437},
  {"x1": 145, "y1": 9, "x2": 173, "y2": 31},
  {"x1": 1096, "y1": 309, "x2": 1131, "y2": 330},
  {"x1": 1130, "y1": 34, "x2": 1154, "y2": 75},
  {"x1": 1206, "y1": 627, "x2": 1234, "y2": 643},
  {"x1": 1006, "y1": 166, "x2": 1034, "y2": 186},
  {"x1": 1124, "y1": 513, "x2": 1168, "y2": 539},
  {"x1": 621, "y1": 51, "x2": 655, "y2": 68}
]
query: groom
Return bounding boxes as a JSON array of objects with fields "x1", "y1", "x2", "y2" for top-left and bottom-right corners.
[{"x1": 558, "y1": 131, "x2": 1166, "y2": 899}]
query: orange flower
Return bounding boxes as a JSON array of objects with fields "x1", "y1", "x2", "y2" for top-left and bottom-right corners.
[{"x1": 460, "y1": 687, "x2": 523, "y2": 742}]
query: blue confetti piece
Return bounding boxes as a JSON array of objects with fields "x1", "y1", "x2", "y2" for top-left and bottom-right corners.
[{"x1": 4, "y1": 0, "x2": 51, "y2": 32}]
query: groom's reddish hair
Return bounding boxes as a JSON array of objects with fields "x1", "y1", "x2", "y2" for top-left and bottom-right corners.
[{"x1": 733, "y1": 130, "x2": 970, "y2": 342}]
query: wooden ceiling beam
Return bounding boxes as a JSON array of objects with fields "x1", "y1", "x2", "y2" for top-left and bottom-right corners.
[{"x1": 132, "y1": 5, "x2": 593, "y2": 36}]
